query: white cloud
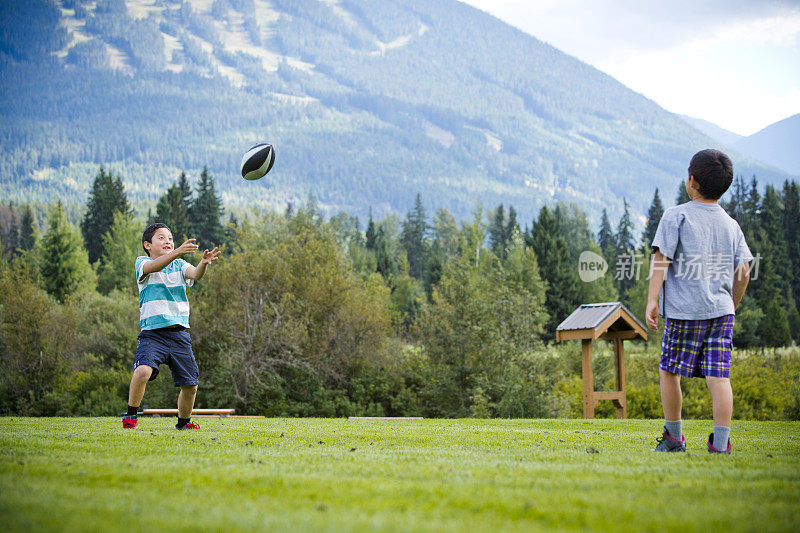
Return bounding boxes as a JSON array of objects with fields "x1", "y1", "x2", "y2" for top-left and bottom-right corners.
[
  {"x1": 460, "y1": 0, "x2": 800, "y2": 135},
  {"x1": 697, "y1": 12, "x2": 800, "y2": 49}
]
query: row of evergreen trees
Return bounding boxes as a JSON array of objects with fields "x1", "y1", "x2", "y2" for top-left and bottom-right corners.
[
  {"x1": 0, "y1": 165, "x2": 228, "y2": 299},
  {"x1": 2, "y1": 167, "x2": 800, "y2": 419},
  {"x1": 1, "y1": 167, "x2": 799, "y2": 348}
]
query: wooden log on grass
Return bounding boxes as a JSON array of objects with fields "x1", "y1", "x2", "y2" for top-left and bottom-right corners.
[{"x1": 142, "y1": 408, "x2": 235, "y2": 417}]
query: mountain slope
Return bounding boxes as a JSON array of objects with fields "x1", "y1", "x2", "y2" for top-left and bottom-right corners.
[
  {"x1": 734, "y1": 114, "x2": 800, "y2": 177},
  {"x1": 678, "y1": 115, "x2": 743, "y2": 147},
  {"x1": 0, "y1": 0, "x2": 790, "y2": 223}
]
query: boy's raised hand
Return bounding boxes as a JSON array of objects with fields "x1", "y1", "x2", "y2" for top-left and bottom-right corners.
[
  {"x1": 201, "y1": 247, "x2": 221, "y2": 265},
  {"x1": 176, "y1": 238, "x2": 199, "y2": 256}
]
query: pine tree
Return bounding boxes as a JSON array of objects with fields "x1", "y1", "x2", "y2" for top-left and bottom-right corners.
[
  {"x1": 782, "y1": 181, "x2": 800, "y2": 307},
  {"x1": 19, "y1": 204, "x2": 36, "y2": 251},
  {"x1": 1, "y1": 202, "x2": 20, "y2": 260},
  {"x1": 375, "y1": 226, "x2": 397, "y2": 279},
  {"x1": 555, "y1": 203, "x2": 593, "y2": 263},
  {"x1": 81, "y1": 166, "x2": 130, "y2": 264},
  {"x1": 676, "y1": 181, "x2": 690, "y2": 205},
  {"x1": 365, "y1": 209, "x2": 377, "y2": 251},
  {"x1": 488, "y1": 204, "x2": 507, "y2": 259},
  {"x1": 40, "y1": 202, "x2": 96, "y2": 302},
  {"x1": 722, "y1": 174, "x2": 748, "y2": 221},
  {"x1": 642, "y1": 188, "x2": 663, "y2": 247},
  {"x1": 400, "y1": 193, "x2": 429, "y2": 280},
  {"x1": 97, "y1": 210, "x2": 139, "y2": 294},
  {"x1": 426, "y1": 239, "x2": 444, "y2": 296},
  {"x1": 752, "y1": 186, "x2": 794, "y2": 317},
  {"x1": 614, "y1": 199, "x2": 637, "y2": 296},
  {"x1": 505, "y1": 205, "x2": 518, "y2": 246},
  {"x1": 530, "y1": 205, "x2": 580, "y2": 340},
  {"x1": 741, "y1": 176, "x2": 762, "y2": 238},
  {"x1": 597, "y1": 208, "x2": 614, "y2": 262},
  {"x1": 154, "y1": 183, "x2": 192, "y2": 241},
  {"x1": 190, "y1": 166, "x2": 225, "y2": 248},
  {"x1": 177, "y1": 171, "x2": 193, "y2": 209}
]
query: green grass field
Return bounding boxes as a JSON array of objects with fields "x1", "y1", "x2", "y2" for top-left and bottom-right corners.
[{"x1": 1, "y1": 417, "x2": 798, "y2": 532}]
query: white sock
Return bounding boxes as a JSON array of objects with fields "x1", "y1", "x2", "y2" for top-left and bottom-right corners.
[
  {"x1": 713, "y1": 426, "x2": 730, "y2": 450},
  {"x1": 665, "y1": 420, "x2": 682, "y2": 439}
]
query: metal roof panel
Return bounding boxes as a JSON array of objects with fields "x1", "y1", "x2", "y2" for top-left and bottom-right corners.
[
  {"x1": 556, "y1": 301, "x2": 647, "y2": 335},
  {"x1": 556, "y1": 302, "x2": 619, "y2": 331}
]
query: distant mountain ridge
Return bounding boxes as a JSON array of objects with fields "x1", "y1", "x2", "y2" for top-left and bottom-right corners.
[
  {"x1": 679, "y1": 113, "x2": 799, "y2": 177},
  {"x1": 733, "y1": 114, "x2": 800, "y2": 177},
  {"x1": 0, "y1": 0, "x2": 790, "y2": 224},
  {"x1": 678, "y1": 115, "x2": 743, "y2": 148}
]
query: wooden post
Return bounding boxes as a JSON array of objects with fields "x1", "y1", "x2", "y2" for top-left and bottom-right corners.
[
  {"x1": 581, "y1": 339, "x2": 596, "y2": 419},
  {"x1": 612, "y1": 338, "x2": 627, "y2": 419}
]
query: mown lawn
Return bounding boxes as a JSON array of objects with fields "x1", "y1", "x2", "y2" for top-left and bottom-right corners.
[{"x1": 0, "y1": 417, "x2": 798, "y2": 532}]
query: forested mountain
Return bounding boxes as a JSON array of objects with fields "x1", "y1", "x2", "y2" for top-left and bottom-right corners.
[{"x1": 0, "y1": 0, "x2": 790, "y2": 223}]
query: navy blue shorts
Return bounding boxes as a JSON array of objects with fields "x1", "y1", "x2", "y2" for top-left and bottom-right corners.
[{"x1": 134, "y1": 328, "x2": 199, "y2": 387}]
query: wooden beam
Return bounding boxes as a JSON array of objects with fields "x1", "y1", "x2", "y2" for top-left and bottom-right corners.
[
  {"x1": 592, "y1": 391, "x2": 625, "y2": 401},
  {"x1": 581, "y1": 339, "x2": 595, "y2": 419},
  {"x1": 593, "y1": 309, "x2": 622, "y2": 339},
  {"x1": 142, "y1": 408, "x2": 235, "y2": 416},
  {"x1": 556, "y1": 328, "x2": 595, "y2": 341},
  {"x1": 617, "y1": 308, "x2": 648, "y2": 341},
  {"x1": 600, "y1": 330, "x2": 639, "y2": 341},
  {"x1": 614, "y1": 337, "x2": 628, "y2": 418}
]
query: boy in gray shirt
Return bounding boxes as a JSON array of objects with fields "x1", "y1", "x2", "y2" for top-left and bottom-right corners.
[{"x1": 646, "y1": 149, "x2": 752, "y2": 454}]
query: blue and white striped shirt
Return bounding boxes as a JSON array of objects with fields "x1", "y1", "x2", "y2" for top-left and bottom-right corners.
[{"x1": 135, "y1": 256, "x2": 194, "y2": 330}]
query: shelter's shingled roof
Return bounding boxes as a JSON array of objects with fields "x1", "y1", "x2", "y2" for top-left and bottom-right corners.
[{"x1": 556, "y1": 302, "x2": 647, "y2": 333}]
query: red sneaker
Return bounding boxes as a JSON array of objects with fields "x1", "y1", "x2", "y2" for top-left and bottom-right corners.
[
  {"x1": 176, "y1": 421, "x2": 200, "y2": 430},
  {"x1": 122, "y1": 417, "x2": 138, "y2": 429}
]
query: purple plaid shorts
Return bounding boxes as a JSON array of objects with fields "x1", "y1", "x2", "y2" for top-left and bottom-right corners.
[{"x1": 661, "y1": 315, "x2": 734, "y2": 378}]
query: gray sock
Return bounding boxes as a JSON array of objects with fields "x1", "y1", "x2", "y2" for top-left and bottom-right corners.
[
  {"x1": 665, "y1": 420, "x2": 682, "y2": 439},
  {"x1": 713, "y1": 426, "x2": 730, "y2": 450}
]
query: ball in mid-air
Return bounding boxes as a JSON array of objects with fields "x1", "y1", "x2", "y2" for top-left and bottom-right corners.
[{"x1": 240, "y1": 143, "x2": 275, "y2": 180}]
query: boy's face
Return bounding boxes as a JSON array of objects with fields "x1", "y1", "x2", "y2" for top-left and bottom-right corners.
[{"x1": 144, "y1": 227, "x2": 174, "y2": 258}]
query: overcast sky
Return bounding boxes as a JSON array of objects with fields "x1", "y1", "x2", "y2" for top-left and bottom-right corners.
[{"x1": 460, "y1": 0, "x2": 800, "y2": 136}]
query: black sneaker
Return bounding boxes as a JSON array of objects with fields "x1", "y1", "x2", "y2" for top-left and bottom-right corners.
[
  {"x1": 707, "y1": 433, "x2": 731, "y2": 454},
  {"x1": 652, "y1": 426, "x2": 686, "y2": 452}
]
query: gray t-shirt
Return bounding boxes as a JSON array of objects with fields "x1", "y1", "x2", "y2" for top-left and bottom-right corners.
[{"x1": 651, "y1": 201, "x2": 753, "y2": 320}]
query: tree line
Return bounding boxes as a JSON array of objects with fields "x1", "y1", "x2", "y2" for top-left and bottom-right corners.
[{"x1": 1, "y1": 167, "x2": 798, "y2": 418}]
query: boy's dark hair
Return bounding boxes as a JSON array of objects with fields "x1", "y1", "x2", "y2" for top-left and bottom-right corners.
[
  {"x1": 142, "y1": 223, "x2": 170, "y2": 255},
  {"x1": 688, "y1": 149, "x2": 733, "y2": 200}
]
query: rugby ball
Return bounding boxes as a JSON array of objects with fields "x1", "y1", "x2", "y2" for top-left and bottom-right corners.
[{"x1": 240, "y1": 143, "x2": 275, "y2": 180}]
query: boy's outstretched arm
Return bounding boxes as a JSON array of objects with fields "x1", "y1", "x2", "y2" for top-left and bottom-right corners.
[
  {"x1": 142, "y1": 239, "x2": 199, "y2": 275},
  {"x1": 186, "y1": 247, "x2": 221, "y2": 280},
  {"x1": 645, "y1": 249, "x2": 671, "y2": 331},
  {"x1": 732, "y1": 262, "x2": 750, "y2": 309}
]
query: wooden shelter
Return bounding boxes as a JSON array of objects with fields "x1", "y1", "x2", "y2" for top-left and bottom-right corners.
[{"x1": 556, "y1": 302, "x2": 647, "y2": 419}]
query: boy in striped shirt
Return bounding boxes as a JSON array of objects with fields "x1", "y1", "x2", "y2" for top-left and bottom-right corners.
[{"x1": 122, "y1": 223, "x2": 220, "y2": 430}]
